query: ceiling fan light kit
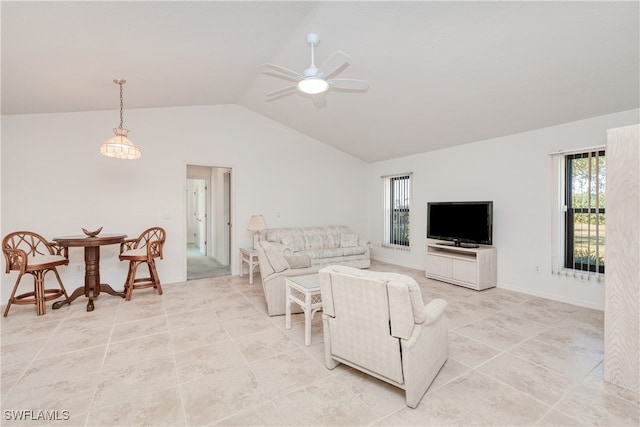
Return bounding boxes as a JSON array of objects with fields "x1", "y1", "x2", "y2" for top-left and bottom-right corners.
[
  {"x1": 297, "y1": 77, "x2": 329, "y2": 95},
  {"x1": 263, "y1": 32, "x2": 369, "y2": 108}
]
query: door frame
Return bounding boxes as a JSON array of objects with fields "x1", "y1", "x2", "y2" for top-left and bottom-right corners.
[{"x1": 185, "y1": 163, "x2": 235, "y2": 278}]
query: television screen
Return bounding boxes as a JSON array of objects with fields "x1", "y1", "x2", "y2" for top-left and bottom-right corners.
[{"x1": 427, "y1": 201, "x2": 493, "y2": 247}]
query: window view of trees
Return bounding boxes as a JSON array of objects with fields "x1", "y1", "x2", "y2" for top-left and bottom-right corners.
[{"x1": 565, "y1": 151, "x2": 605, "y2": 273}]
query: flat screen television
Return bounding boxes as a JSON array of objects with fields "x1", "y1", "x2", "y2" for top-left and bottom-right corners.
[{"x1": 427, "y1": 201, "x2": 493, "y2": 247}]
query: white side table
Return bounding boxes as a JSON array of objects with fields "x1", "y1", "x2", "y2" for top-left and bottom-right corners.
[
  {"x1": 285, "y1": 274, "x2": 322, "y2": 346},
  {"x1": 239, "y1": 247, "x2": 259, "y2": 284}
]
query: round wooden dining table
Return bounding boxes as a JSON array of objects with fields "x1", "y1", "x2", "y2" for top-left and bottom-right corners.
[{"x1": 52, "y1": 233, "x2": 127, "y2": 312}]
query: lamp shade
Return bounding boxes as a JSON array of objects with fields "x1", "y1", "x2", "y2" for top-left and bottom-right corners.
[
  {"x1": 247, "y1": 215, "x2": 267, "y2": 231},
  {"x1": 100, "y1": 128, "x2": 142, "y2": 160},
  {"x1": 297, "y1": 77, "x2": 329, "y2": 95}
]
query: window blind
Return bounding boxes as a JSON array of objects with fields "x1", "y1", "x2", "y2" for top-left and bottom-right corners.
[
  {"x1": 382, "y1": 173, "x2": 411, "y2": 250},
  {"x1": 550, "y1": 149, "x2": 605, "y2": 282}
]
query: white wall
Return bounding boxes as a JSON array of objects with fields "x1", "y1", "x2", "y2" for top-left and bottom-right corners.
[
  {"x1": 1, "y1": 105, "x2": 367, "y2": 301},
  {"x1": 3, "y1": 104, "x2": 638, "y2": 309},
  {"x1": 366, "y1": 109, "x2": 640, "y2": 310}
]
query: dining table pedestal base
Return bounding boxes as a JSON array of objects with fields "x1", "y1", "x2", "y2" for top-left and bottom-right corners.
[
  {"x1": 51, "y1": 234, "x2": 127, "y2": 312},
  {"x1": 54, "y1": 282, "x2": 125, "y2": 312}
]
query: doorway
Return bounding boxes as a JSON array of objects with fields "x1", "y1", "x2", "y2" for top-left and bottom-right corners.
[{"x1": 186, "y1": 165, "x2": 232, "y2": 279}]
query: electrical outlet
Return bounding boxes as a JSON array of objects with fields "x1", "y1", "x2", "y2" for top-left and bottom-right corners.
[{"x1": 76, "y1": 265, "x2": 83, "y2": 272}]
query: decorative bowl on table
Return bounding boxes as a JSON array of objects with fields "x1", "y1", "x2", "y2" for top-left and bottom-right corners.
[{"x1": 82, "y1": 227, "x2": 103, "y2": 237}]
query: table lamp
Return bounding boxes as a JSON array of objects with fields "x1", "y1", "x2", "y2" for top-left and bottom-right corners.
[{"x1": 247, "y1": 215, "x2": 267, "y2": 249}]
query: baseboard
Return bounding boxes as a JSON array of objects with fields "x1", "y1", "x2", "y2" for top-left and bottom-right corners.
[
  {"x1": 371, "y1": 256, "x2": 604, "y2": 311},
  {"x1": 370, "y1": 256, "x2": 422, "y2": 271},
  {"x1": 498, "y1": 282, "x2": 604, "y2": 311}
]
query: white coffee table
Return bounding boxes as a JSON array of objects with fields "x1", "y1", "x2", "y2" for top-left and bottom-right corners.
[{"x1": 285, "y1": 274, "x2": 322, "y2": 346}]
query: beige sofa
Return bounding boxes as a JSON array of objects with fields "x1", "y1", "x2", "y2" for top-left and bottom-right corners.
[
  {"x1": 319, "y1": 265, "x2": 448, "y2": 408},
  {"x1": 256, "y1": 226, "x2": 370, "y2": 316}
]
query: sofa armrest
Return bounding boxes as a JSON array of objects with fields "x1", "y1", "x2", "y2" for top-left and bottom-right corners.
[{"x1": 358, "y1": 239, "x2": 372, "y2": 249}]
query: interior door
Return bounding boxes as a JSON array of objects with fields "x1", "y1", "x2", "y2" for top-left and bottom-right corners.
[
  {"x1": 224, "y1": 170, "x2": 232, "y2": 264},
  {"x1": 186, "y1": 179, "x2": 198, "y2": 246},
  {"x1": 196, "y1": 179, "x2": 207, "y2": 254},
  {"x1": 186, "y1": 164, "x2": 232, "y2": 279}
]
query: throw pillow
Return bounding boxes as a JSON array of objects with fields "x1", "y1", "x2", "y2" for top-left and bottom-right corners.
[
  {"x1": 340, "y1": 233, "x2": 359, "y2": 248},
  {"x1": 281, "y1": 237, "x2": 300, "y2": 252},
  {"x1": 261, "y1": 241, "x2": 289, "y2": 273},
  {"x1": 284, "y1": 255, "x2": 312, "y2": 269}
]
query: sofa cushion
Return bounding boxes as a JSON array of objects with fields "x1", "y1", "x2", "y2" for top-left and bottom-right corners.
[
  {"x1": 303, "y1": 227, "x2": 343, "y2": 249},
  {"x1": 280, "y1": 235, "x2": 307, "y2": 252},
  {"x1": 339, "y1": 246, "x2": 366, "y2": 256},
  {"x1": 306, "y1": 233, "x2": 326, "y2": 250},
  {"x1": 340, "y1": 233, "x2": 359, "y2": 248},
  {"x1": 284, "y1": 255, "x2": 312, "y2": 269},
  {"x1": 261, "y1": 241, "x2": 289, "y2": 273},
  {"x1": 298, "y1": 246, "x2": 366, "y2": 259}
]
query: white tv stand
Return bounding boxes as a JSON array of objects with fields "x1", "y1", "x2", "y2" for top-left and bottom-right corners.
[{"x1": 425, "y1": 243, "x2": 497, "y2": 290}]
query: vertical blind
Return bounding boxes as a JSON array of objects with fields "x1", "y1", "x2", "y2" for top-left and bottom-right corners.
[
  {"x1": 382, "y1": 173, "x2": 411, "y2": 250},
  {"x1": 550, "y1": 148, "x2": 605, "y2": 282},
  {"x1": 564, "y1": 150, "x2": 605, "y2": 275}
]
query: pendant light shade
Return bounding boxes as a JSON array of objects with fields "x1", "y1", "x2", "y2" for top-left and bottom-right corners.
[
  {"x1": 100, "y1": 128, "x2": 141, "y2": 159},
  {"x1": 100, "y1": 79, "x2": 141, "y2": 160}
]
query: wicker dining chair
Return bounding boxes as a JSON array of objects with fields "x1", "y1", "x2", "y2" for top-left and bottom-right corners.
[
  {"x1": 2, "y1": 231, "x2": 70, "y2": 316},
  {"x1": 119, "y1": 227, "x2": 166, "y2": 301}
]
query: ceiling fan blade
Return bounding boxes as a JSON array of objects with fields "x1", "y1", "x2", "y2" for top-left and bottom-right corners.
[
  {"x1": 263, "y1": 72, "x2": 299, "y2": 84},
  {"x1": 319, "y1": 51, "x2": 350, "y2": 79},
  {"x1": 266, "y1": 85, "x2": 297, "y2": 97},
  {"x1": 312, "y1": 94, "x2": 327, "y2": 109},
  {"x1": 262, "y1": 63, "x2": 302, "y2": 81},
  {"x1": 327, "y1": 78, "x2": 369, "y2": 91}
]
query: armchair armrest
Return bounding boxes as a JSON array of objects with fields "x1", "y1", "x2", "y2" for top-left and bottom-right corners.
[
  {"x1": 402, "y1": 298, "x2": 448, "y2": 350},
  {"x1": 415, "y1": 299, "x2": 447, "y2": 325},
  {"x1": 120, "y1": 238, "x2": 138, "y2": 254},
  {"x1": 3, "y1": 248, "x2": 28, "y2": 274},
  {"x1": 146, "y1": 239, "x2": 164, "y2": 259},
  {"x1": 49, "y1": 241, "x2": 68, "y2": 259}
]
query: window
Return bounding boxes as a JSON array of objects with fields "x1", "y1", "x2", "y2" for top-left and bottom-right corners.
[
  {"x1": 382, "y1": 173, "x2": 411, "y2": 249},
  {"x1": 564, "y1": 150, "x2": 605, "y2": 274}
]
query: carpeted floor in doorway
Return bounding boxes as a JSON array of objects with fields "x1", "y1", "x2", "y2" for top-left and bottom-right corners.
[{"x1": 187, "y1": 244, "x2": 231, "y2": 280}]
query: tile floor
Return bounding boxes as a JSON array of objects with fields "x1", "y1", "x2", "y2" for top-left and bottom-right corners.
[{"x1": 1, "y1": 261, "x2": 638, "y2": 426}]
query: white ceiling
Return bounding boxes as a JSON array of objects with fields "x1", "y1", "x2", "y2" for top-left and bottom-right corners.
[{"x1": 2, "y1": 1, "x2": 638, "y2": 163}]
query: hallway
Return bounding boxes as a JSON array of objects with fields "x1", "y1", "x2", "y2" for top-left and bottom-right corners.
[{"x1": 186, "y1": 244, "x2": 230, "y2": 280}]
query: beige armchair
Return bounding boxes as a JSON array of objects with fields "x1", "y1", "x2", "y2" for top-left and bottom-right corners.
[{"x1": 319, "y1": 265, "x2": 448, "y2": 408}]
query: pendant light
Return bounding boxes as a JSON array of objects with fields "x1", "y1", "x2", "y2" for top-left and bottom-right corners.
[{"x1": 100, "y1": 79, "x2": 141, "y2": 159}]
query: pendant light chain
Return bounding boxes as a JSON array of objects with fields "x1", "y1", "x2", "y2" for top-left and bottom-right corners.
[{"x1": 119, "y1": 81, "x2": 124, "y2": 131}]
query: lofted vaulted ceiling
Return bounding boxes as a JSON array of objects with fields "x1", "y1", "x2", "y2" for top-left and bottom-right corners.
[{"x1": 2, "y1": 1, "x2": 638, "y2": 163}]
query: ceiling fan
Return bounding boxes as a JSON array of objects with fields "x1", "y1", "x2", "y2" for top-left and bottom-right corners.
[{"x1": 262, "y1": 33, "x2": 369, "y2": 109}]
